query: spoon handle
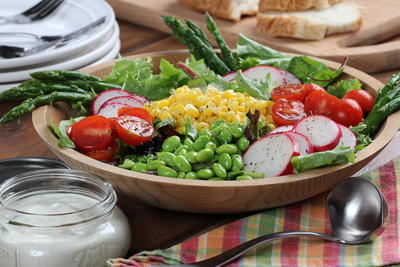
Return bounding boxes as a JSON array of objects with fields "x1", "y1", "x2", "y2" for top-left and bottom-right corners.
[{"x1": 189, "y1": 231, "x2": 345, "y2": 267}]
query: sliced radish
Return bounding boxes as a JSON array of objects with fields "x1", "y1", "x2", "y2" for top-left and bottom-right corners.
[
  {"x1": 243, "y1": 65, "x2": 285, "y2": 86},
  {"x1": 97, "y1": 103, "x2": 130, "y2": 118},
  {"x1": 243, "y1": 133, "x2": 299, "y2": 177},
  {"x1": 293, "y1": 115, "x2": 342, "y2": 152},
  {"x1": 223, "y1": 71, "x2": 237, "y2": 81},
  {"x1": 286, "y1": 132, "x2": 314, "y2": 156},
  {"x1": 270, "y1": 125, "x2": 293, "y2": 134},
  {"x1": 100, "y1": 96, "x2": 143, "y2": 111},
  {"x1": 91, "y1": 89, "x2": 134, "y2": 114},
  {"x1": 280, "y1": 70, "x2": 301, "y2": 84},
  {"x1": 335, "y1": 124, "x2": 357, "y2": 149},
  {"x1": 177, "y1": 63, "x2": 199, "y2": 79},
  {"x1": 133, "y1": 95, "x2": 150, "y2": 105}
]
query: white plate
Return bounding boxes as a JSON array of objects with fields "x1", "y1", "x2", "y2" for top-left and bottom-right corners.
[
  {"x1": 0, "y1": 22, "x2": 119, "y2": 83},
  {"x1": 0, "y1": 0, "x2": 115, "y2": 70}
]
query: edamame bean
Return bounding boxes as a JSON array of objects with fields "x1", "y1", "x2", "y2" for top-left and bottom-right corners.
[
  {"x1": 229, "y1": 124, "x2": 244, "y2": 138},
  {"x1": 212, "y1": 163, "x2": 227, "y2": 178},
  {"x1": 198, "y1": 129, "x2": 212, "y2": 138},
  {"x1": 175, "y1": 145, "x2": 189, "y2": 155},
  {"x1": 177, "y1": 172, "x2": 186, "y2": 178},
  {"x1": 157, "y1": 166, "x2": 177, "y2": 178},
  {"x1": 237, "y1": 136, "x2": 250, "y2": 151},
  {"x1": 162, "y1": 136, "x2": 181, "y2": 152},
  {"x1": 242, "y1": 170, "x2": 264, "y2": 178},
  {"x1": 185, "y1": 151, "x2": 198, "y2": 163},
  {"x1": 119, "y1": 159, "x2": 135, "y2": 169},
  {"x1": 236, "y1": 175, "x2": 253, "y2": 180},
  {"x1": 209, "y1": 177, "x2": 224, "y2": 181},
  {"x1": 185, "y1": 172, "x2": 197, "y2": 179},
  {"x1": 174, "y1": 155, "x2": 192, "y2": 172},
  {"x1": 218, "y1": 153, "x2": 232, "y2": 170},
  {"x1": 196, "y1": 148, "x2": 214, "y2": 163},
  {"x1": 157, "y1": 152, "x2": 176, "y2": 167},
  {"x1": 131, "y1": 162, "x2": 147, "y2": 173},
  {"x1": 216, "y1": 144, "x2": 238, "y2": 155},
  {"x1": 193, "y1": 135, "x2": 210, "y2": 151},
  {"x1": 146, "y1": 160, "x2": 166, "y2": 170},
  {"x1": 196, "y1": 168, "x2": 214, "y2": 179},
  {"x1": 231, "y1": 154, "x2": 243, "y2": 172},
  {"x1": 205, "y1": 141, "x2": 217, "y2": 151},
  {"x1": 217, "y1": 128, "x2": 232, "y2": 144},
  {"x1": 183, "y1": 138, "x2": 193, "y2": 149}
]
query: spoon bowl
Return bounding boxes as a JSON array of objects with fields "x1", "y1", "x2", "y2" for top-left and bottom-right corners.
[{"x1": 164, "y1": 177, "x2": 389, "y2": 267}]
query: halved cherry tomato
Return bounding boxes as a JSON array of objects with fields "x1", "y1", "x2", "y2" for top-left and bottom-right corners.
[
  {"x1": 84, "y1": 140, "x2": 118, "y2": 162},
  {"x1": 68, "y1": 115, "x2": 113, "y2": 152},
  {"x1": 302, "y1": 83, "x2": 325, "y2": 98},
  {"x1": 118, "y1": 107, "x2": 153, "y2": 123},
  {"x1": 304, "y1": 90, "x2": 340, "y2": 117},
  {"x1": 272, "y1": 98, "x2": 307, "y2": 126},
  {"x1": 343, "y1": 90, "x2": 375, "y2": 112},
  {"x1": 108, "y1": 117, "x2": 118, "y2": 138},
  {"x1": 116, "y1": 115, "x2": 154, "y2": 146},
  {"x1": 271, "y1": 84, "x2": 307, "y2": 102},
  {"x1": 332, "y1": 98, "x2": 363, "y2": 127}
]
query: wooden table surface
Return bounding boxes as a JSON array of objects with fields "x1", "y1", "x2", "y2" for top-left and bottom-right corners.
[{"x1": 0, "y1": 19, "x2": 399, "y2": 256}]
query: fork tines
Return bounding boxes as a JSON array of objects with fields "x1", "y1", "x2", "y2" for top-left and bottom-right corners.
[{"x1": 22, "y1": 0, "x2": 65, "y2": 21}]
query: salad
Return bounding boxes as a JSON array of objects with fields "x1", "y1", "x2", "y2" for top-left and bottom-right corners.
[{"x1": 1, "y1": 14, "x2": 399, "y2": 181}]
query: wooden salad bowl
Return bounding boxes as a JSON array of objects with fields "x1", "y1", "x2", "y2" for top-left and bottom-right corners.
[{"x1": 32, "y1": 50, "x2": 400, "y2": 214}]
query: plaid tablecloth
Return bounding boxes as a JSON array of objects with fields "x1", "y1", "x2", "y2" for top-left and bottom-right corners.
[{"x1": 108, "y1": 135, "x2": 400, "y2": 267}]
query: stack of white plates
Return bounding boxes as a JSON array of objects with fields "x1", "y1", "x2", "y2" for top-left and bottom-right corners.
[{"x1": 0, "y1": 0, "x2": 120, "y2": 92}]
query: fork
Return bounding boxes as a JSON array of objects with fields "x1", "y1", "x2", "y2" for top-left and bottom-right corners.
[{"x1": 0, "y1": 0, "x2": 65, "y2": 24}]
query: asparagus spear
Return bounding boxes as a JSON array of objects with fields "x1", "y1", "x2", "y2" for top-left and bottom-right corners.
[
  {"x1": 0, "y1": 92, "x2": 93, "y2": 126},
  {"x1": 205, "y1": 13, "x2": 240, "y2": 71},
  {"x1": 61, "y1": 80, "x2": 122, "y2": 93},
  {"x1": 375, "y1": 74, "x2": 400, "y2": 103},
  {"x1": 184, "y1": 19, "x2": 213, "y2": 48},
  {"x1": 30, "y1": 70, "x2": 100, "y2": 82}
]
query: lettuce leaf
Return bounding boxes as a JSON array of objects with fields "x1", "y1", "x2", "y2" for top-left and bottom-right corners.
[
  {"x1": 234, "y1": 70, "x2": 270, "y2": 100},
  {"x1": 49, "y1": 116, "x2": 86, "y2": 148},
  {"x1": 327, "y1": 79, "x2": 362, "y2": 98}
]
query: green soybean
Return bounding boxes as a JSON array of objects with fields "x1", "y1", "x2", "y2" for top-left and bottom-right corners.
[
  {"x1": 146, "y1": 160, "x2": 166, "y2": 170},
  {"x1": 185, "y1": 172, "x2": 198, "y2": 179},
  {"x1": 212, "y1": 163, "x2": 227, "y2": 178},
  {"x1": 205, "y1": 141, "x2": 217, "y2": 151},
  {"x1": 242, "y1": 170, "x2": 264, "y2": 178},
  {"x1": 236, "y1": 175, "x2": 253, "y2": 180},
  {"x1": 196, "y1": 148, "x2": 214, "y2": 162},
  {"x1": 216, "y1": 144, "x2": 238, "y2": 155},
  {"x1": 231, "y1": 154, "x2": 243, "y2": 172},
  {"x1": 209, "y1": 177, "x2": 224, "y2": 181},
  {"x1": 157, "y1": 152, "x2": 176, "y2": 167},
  {"x1": 193, "y1": 135, "x2": 211, "y2": 151},
  {"x1": 175, "y1": 155, "x2": 192, "y2": 172},
  {"x1": 229, "y1": 124, "x2": 244, "y2": 138},
  {"x1": 185, "y1": 151, "x2": 198, "y2": 163},
  {"x1": 198, "y1": 129, "x2": 212, "y2": 138},
  {"x1": 177, "y1": 172, "x2": 186, "y2": 178},
  {"x1": 157, "y1": 166, "x2": 178, "y2": 178},
  {"x1": 119, "y1": 159, "x2": 135, "y2": 169},
  {"x1": 217, "y1": 128, "x2": 232, "y2": 144},
  {"x1": 196, "y1": 168, "x2": 214, "y2": 179},
  {"x1": 183, "y1": 138, "x2": 193, "y2": 149},
  {"x1": 175, "y1": 145, "x2": 189, "y2": 155},
  {"x1": 131, "y1": 162, "x2": 147, "y2": 173},
  {"x1": 162, "y1": 136, "x2": 181, "y2": 152},
  {"x1": 237, "y1": 136, "x2": 250, "y2": 151},
  {"x1": 218, "y1": 153, "x2": 232, "y2": 170}
]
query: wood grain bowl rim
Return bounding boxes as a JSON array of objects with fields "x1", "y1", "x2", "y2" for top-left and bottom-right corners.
[{"x1": 32, "y1": 50, "x2": 400, "y2": 189}]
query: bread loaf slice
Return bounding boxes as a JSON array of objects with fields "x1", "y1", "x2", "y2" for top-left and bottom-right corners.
[
  {"x1": 179, "y1": 0, "x2": 259, "y2": 21},
  {"x1": 257, "y1": 2, "x2": 362, "y2": 40},
  {"x1": 259, "y1": 0, "x2": 342, "y2": 12}
]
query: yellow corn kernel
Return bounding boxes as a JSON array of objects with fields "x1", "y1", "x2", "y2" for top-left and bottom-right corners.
[{"x1": 160, "y1": 112, "x2": 172, "y2": 121}]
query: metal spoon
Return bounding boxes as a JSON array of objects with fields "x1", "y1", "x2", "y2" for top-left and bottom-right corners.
[{"x1": 156, "y1": 177, "x2": 389, "y2": 267}]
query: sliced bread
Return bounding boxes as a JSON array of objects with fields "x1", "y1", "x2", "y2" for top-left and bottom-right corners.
[
  {"x1": 259, "y1": 0, "x2": 343, "y2": 12},
  {"x1": 178, "y1": 0, "x2": 259, "y2": 21},
  {"x1": 257, "y1": 2, "x2": 362, "y2": 40}
]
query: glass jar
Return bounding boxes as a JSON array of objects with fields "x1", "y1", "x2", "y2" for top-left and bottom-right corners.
[{"x1": 0, "y1": 169, "x2": 131, "y2": 267}]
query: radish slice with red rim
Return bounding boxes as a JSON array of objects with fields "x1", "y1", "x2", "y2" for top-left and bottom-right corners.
[
  {"x1": 286, "y1": 131, "x2": 314, "y2": 155},
  {"x1": 280, "y1": 70, "x2": 301, "y2": 84},
  {"x1": 223, "y1": 71, "x2": 237, "y2": 81},
  {"x1": 335, "y1": 124, "x2": 357, "y2": 149},
  {"x1": 243, "y1": 132, "x2": 299, "y2": 177},
  {"x1": 270, "y1": 125, "x2": 293, "y2": 134},
  {"x1": 97, "y1": 103, "x2": 130, "y2": 118},
  {"x1": 243, "y1": 65, "x2": 285, "y2": 86},
  {"x1": 100, "y1": 96, "x2": 143, "y2": 111},
  {"x1": 293, "y1": 115, "x2": 342, "y2": 152},
  {"x1": 91, "y1": 89, "x2": 134, "y2": 114}
]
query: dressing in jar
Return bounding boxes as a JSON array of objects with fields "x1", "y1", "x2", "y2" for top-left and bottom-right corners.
[{"x1": 0, "y1": 169, "x2": 131, "y2": 267}]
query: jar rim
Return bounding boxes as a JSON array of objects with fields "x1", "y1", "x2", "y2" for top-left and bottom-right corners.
[{"x1": 0, "y1": 169, "x2": 117, "y2": 228}]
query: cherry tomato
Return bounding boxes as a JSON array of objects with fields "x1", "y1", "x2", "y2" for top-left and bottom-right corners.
[
  {"x1": 116, "y1": 115, "x2": 154, "y2": 146},
  {"x1": 304, "y1": 90, "x2": 340, "y2": 117},
  {"x1": 118, "y1": 107, "x2": 153, "y2": 123},
  {"x1": 108, "y1": 117, "x2": 118, "y2": 138},
  {"x1": 302, "y1": 83, "x2": 325, "y2": 98},
  {"x1": 343, "y1": 90, "x2": 375, "y2": 112},
  {"x1": 84, "y1": 141, "x2": 118, "y2": 162},
  {"x1": 271, "y1": 84, "x2": 307, "y2": 102},
  {"x1": 272, "y1": 98, "x2": 307, "y2": 126},
  {"x1": 332, "y1": 98, "x2": 363, "y2": 127},
  {"x1": 68, "y1": 115, "x2": 113, "y2": 152}
]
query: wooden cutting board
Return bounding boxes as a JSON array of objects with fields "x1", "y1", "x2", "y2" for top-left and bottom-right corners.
[{"x1": 107, "y1": 0, "x2": 400, "y2": 73}]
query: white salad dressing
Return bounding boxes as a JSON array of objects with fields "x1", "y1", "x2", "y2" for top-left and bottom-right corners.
[{"x1": 0, "y1": 170, "x2": 131, "y2": 267}]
